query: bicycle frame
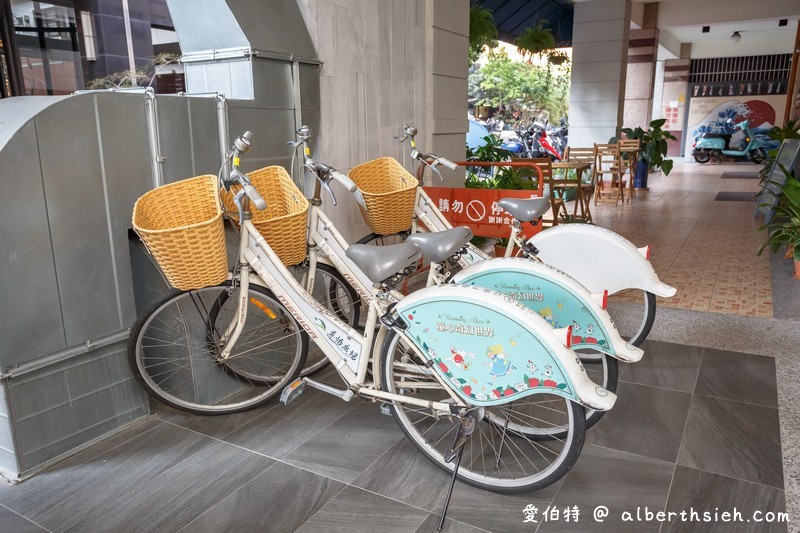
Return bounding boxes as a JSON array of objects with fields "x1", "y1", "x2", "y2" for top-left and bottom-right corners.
[
  {"x1": 232, "y1": 216, "x2": 463, "y2": 413},
  {"x1": 233, "y1": 215, "x2": 616, "y2": 411}
]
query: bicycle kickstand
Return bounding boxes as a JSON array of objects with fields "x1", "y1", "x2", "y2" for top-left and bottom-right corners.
[{"x1": 437, "y1": 411, "x2": 477, "y2": 532}]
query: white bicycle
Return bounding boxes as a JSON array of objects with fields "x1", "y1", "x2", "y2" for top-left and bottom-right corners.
[{"x1": 128, "y1": 132, "x2": 617, "y2": 503}]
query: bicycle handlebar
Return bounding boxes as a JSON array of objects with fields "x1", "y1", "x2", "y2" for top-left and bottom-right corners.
[
  {"x1": 228, "y1": 168, "x2": 266, "y2": 210},
  {"x1": 437, "y1": 156, "x2": 458, "y2": 171},
  {"x1": 242, "y1": 183, "x2": 267, "y2": 210},
  {"x1": 331, "y1": 170, "x2": 358, "y2": 193},
  {"x1": 397, "y1": 124, "x2": 459, "y2": 179}
]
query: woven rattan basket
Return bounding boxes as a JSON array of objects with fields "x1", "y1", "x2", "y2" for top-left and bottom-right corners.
[
  {"x1": 349, "y1": 157, "x2": 418, "y2": 235},
  {"x1": 132, "y1": 175, "x2": 228, "y2": 291},
  {"x1": 220, "y1": 166, "x2": 309, "y2": 266}
]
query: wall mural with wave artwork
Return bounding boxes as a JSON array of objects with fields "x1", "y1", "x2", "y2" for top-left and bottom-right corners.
[{"x1": 683, "y1": 95, "x2": 786, "y2": 159}]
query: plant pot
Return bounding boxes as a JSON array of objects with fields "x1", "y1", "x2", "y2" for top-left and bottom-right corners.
[
  {"x1": 795, "y1": 260, "x2": 800, "y2": 280},
  {"x1": 634, "y1": 160, "x2": 649, "y2": 189},
  {"x1": 494, "y1": 245, "x2": 507, "y2": 258}
]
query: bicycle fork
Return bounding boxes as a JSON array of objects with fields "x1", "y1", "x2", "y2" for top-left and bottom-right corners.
[{"x1": 218, "y1": 265, "x2": 252, "y2": 360}]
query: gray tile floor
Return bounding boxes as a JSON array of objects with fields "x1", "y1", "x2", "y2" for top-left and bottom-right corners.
[{"x1": 0, "y1": 340, "x2": 788, "y2": 533}]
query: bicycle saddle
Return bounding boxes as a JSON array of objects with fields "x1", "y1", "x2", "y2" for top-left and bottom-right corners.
[
  {"x1": 406, "y1": 226, "x2": 472, "y2": 263},
  {"x1": 346, "y1": 243, "x2": 421, "y2": 283},
  {"x1": 497, "y1": 197, "x2": 550, "y2": 222}
]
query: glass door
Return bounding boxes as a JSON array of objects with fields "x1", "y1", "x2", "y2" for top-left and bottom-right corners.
[{"x1": 10, "y1": 0, "x2": 82, "y2": 95}]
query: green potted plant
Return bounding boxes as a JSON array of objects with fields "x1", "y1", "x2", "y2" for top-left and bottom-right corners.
[
  {"x1": 515, "y1": 21, "x2": 556, "y2": 62},
  {"x1": 757, "y1": 202, "x2": 800, "y2": 279},
  {"x1": 619, "y1": 118, "x2": 678, "y2": 188},
  {"x1": 465, "y1": 136, "x2": 539, "y2": 256},
  {"x1": 469, "y1": 5, "x2": 498, "y2": 63},
  {"x1": 757, "y1": 163, "x2": 800, "y2": 279}
]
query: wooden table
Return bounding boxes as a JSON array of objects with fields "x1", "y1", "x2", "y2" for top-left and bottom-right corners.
[{"x1": 551, "y1": 161, "x2": 593, "y2": 223}]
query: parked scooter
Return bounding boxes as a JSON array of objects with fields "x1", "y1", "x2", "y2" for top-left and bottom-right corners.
[
  {"x1": 549, "y1": 119, "x2": 568, "y2": 156},
  {"x1": 692, "y1": 119, "x2": 766, "y2": 164}
]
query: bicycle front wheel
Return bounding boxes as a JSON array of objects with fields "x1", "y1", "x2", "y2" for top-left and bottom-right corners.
[
  {"x1": 128, "y1": 282, "x2": 308, "y2": 415},
  {"x1": 291, "y1": 263, "x2": 361, "y2": 377},
  {"x1": 380, "y1": 330, "x2": 586, "y2": 493}
]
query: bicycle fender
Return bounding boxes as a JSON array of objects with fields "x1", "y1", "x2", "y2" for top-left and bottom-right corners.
[
  {"x1": 393, "y1": 284, "x2": 616, "y2": 411},
  {"x1": 528, "y1": 224, "x2": 676, "y2": 298},
  {"x1": 451, "y1": 259, "x2": 643, "y2": 363}
]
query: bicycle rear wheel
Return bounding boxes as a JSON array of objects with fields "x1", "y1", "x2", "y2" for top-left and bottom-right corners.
[
  {"x1": 363, "y1": 230, "x2": 618, "y2": 433},
  {"x1": 380, "y1": 330, "x2": 585, "y2": 493},
  {"x1": 128, "y1": 282, "x2": 308, "y2": 415},
  {"x1": 626, "y1": 290, "x2": 656, "y2": 347}
]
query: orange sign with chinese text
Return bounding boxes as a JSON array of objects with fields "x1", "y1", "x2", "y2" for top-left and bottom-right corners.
[{"x1": 423, "y1": 187, "x2": 544, "y2": 238}]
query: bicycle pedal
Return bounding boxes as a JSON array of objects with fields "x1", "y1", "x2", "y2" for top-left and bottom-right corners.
[{"x1": 280, "y1": 379, "x2": 307, "y2": 405}]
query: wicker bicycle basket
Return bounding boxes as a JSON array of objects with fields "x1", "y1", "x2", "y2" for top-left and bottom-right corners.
[
  {"x1": 132, "y1": 175, "x2": 228, "y2": 291},
  {"x1": 349, "y1": 157, "x2": 419, "y2": 235},
  {"x1": 220, "y1": 166, "x2": 309, "y2": 267}
]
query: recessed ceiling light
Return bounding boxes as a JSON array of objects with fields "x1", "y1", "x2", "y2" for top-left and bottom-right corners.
[{"x1": 731, "y1": 31, "x2": 742, "y2": 43}]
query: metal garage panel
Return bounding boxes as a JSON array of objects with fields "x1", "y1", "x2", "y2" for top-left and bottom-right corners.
[
  {"x1": 7, "y1": 340, "x2": 148, "y2": 474},
  {"x1": 0, "y1": 388, "x2": 17, "y2": 475},
  {"x1": 35, "y1": 95, "x2": 120, "y2": 347},
  {"x1": 185, "y1": 59, "x2": 254, "y2": 101},
  {"x1": 227, "y1": 105, "x2": 295, "y2": 171},
  {"x1": 249, "y1": 60, "x2": 294, "y2": 110},
  {"x1": 95, "y1": 93, "x2": 153, "y2": 328},
  {"x1": 0, "y1": 121, "x2": 66, "y2": 368},
  {"x1": 188, "y1": 97, "x2": 223, "y2": 176},
  {"x1": 155, "y1": 96, "x2": 194, "y2": 184},
  {"x1": 299, "y1": 63, "x2": 321, "y2": 113}
]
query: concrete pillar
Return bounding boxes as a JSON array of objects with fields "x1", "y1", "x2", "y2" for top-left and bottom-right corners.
[
  {"x1": 568, "y1": 0, "x2": 631, "y2": 147},
  {"x1": 298, "y1": 0, "x2": 468, "y2": 241},
  {"x1": 656, "y1": 42, "x2": 691, "y2": 157},
  {"x1": 426, "y1": 0, "x2": 469, "y2": 187},
  {"x1": 623, "y1": 26, "x2": 659, "y2": 129},
  {"x1": 623, "y1": 3, "x2": 660, "y2": 131}
]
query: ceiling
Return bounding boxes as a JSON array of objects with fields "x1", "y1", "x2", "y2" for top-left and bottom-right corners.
[
  {"x1": 473, "y1": 0, "x2": 574, "y2": 46},
  {"x1": 665, "y1": 18, "x2": 798, "y2": 58},
  {"x1": 475, "y1": 0, "x2": 800, "y2": 59}
]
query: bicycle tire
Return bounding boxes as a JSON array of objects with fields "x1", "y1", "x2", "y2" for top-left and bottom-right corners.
[
  {"x1": 618, "y1": 290, "x2": 656, "y2": 347},
  {"x1": 380, "y1": 329, "x2": 586, "y2": 493},
  {"x1": 292, "y1": 263, "x2": 361, "y2": 377},
  {"x1": 128, "y1": 282, "x2": 308, "y2": 415}
]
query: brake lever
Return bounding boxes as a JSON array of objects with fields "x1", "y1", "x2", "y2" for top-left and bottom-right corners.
[
  {"x1": 430, "y1": 163, "x2": 444, "y2": 182},
  {"x1": 233, "y1": 188, "x2": 246, "y2": 215},
  {"x1": 303, "y1": 163, "x2": 338, "y2": 206},
  {"x1": 320, "y1": 178, "x2": 337, "y2": 206}
]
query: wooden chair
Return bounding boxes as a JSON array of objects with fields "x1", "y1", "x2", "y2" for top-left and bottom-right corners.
[
  {"x1": 594, "y1": 143, "x2": 626, "y2": 206},
  {"x1": 564, "y1": 146, "x2": 595, "y2": 222},
  {"x1": 619, "y1": 138, "x2": 641, "y2": 201},
  {"x1": 517, "y1": 158, "x2": 558, "y2": 226}
]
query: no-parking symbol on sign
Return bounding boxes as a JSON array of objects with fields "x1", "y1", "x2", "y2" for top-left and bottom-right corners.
[{"x1": 466, "y1": 200, "x2": 486, "y2": 222}]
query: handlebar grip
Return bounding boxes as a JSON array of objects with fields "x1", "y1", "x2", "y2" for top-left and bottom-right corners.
[
  {"x1": 438, "y1": 157, "x2": 458, "y2": 171},
  {"x1": 331, "y1": 170, "x2": 358, "y2": 193},
  {"x1": 243, "y1": 183, "x2": 267, "y2": 210}
]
